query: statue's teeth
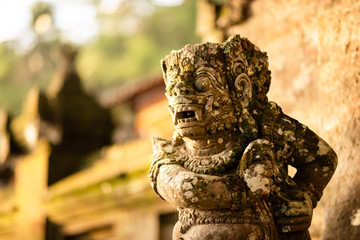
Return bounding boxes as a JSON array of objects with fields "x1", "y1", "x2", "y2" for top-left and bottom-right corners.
[{"x1": 195, "y1": 111, "x2": 202, "y2": 121}]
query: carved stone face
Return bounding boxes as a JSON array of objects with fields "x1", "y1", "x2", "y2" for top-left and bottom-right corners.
[{"x1": 163, "y1": 48, "x2": 237, "y2": 140}]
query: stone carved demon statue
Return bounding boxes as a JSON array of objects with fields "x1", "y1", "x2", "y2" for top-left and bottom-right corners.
[{"x1": 149, "y1": 35, "x2": 337, "y2": 240}]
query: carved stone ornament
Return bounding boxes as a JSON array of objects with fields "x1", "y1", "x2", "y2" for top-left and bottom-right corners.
[{"x1": 149, "y1": 35, "x2": 337, "y2": 240}]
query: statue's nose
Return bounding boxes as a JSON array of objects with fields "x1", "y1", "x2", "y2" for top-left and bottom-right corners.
[{"x1": 174, "y1": 81, "x2": 190, "y2": 96}]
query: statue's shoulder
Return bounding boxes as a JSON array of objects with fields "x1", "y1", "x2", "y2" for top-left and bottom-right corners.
[
  {"x1": 152, "y1": 137, "x2": 172, "y2": 156},
  {"x1": 262, "y1": 101, "x2": 283, "y2": 119},
  {"x1": 260, "y1": 101, "x2": 300, "y2": 137},
  {"x1": 260, "y1": 101, "x2": 283, "y2": 137},
  {"x1": 259, "y1": 101, "x2": 311, "y2": 162},
  {"x1": 151, "y1": 136, "x2": 186, "y2": 162}
]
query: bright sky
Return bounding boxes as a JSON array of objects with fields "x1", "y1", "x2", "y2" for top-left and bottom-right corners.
[
  {"x1": 0, "y1": 0, "x2": 183, "y2": 49},
  {"x1": 0, "y1": 0, "x2": 98, "y2": 51}
]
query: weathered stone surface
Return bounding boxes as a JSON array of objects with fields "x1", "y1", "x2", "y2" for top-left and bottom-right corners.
[{"x1": 149, "y1": 35, "x2": 337, "y2": 239}]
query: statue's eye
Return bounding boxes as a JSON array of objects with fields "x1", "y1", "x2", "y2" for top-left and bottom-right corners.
[{"x1": 194, "y1": 76, "x2": 210, "y2": 92}]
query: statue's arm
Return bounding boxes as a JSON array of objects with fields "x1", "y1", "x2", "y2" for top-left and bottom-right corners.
[
  {"x1": 259, "y1": 104, "x2": 337, "y2": 232},
  {"x1": 153, "y1": 163, "x2": 247, "y2": 210},
  {"x1": 274, "y1": 112, "x2": 338, "y2": 205},
  {"x1": 267, "y1": 113, "x2": 337, "y2": 233},
  {"x1": 290, "y1": 122, "x2": 338, "y2": 204}
]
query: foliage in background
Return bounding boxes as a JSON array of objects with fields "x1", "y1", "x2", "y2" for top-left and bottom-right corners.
[
  {"x1": 0, "y1": 0, "x2": 199, "y2": 114},
  {"x1": 77, "y1": 0, "x2": 199, "y2": 88}
]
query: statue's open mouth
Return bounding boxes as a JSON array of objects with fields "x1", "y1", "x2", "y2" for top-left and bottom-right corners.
[
  {"x1": 177, "y1": 111, "x2": 195, "y2": 122},
  {"x1": 173, "y1": 105, "x2": 202, "y2": 126}
]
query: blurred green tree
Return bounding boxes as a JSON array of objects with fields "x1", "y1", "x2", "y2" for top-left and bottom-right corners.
[
  {"x1": 0, "y1": 0, "x2": 199, "y2": 114},
  {"x1": 77, "y1": 0, "x2": 199, "y2": 88}
]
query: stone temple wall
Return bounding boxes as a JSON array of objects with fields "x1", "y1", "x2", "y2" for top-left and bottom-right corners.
[{"x1": 198, "y1": 0, "x2": 360, "y2": 239}]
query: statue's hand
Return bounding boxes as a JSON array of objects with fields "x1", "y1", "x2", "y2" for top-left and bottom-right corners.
[
  {"x1": 239, "y1": 139, "x2": 277, "y2": 199},
  {"x1": 276, "y1": 190, "x2": 313, "y2": 233},
  {"x1": 243, "y1": 160, "x2": 274, "y2": 197}
]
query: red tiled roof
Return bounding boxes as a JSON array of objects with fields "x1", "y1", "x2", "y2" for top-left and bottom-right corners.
[{"x1": 99, "y1": 76, "x2": 164, "y2": 107}]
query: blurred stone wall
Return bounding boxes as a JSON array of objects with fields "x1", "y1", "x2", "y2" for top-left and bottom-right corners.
[{"x1": 198, "y1": 0, "x2": 360, "y2": 239}]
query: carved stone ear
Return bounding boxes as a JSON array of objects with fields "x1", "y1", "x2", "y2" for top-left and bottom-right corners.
[
  {"x1": 234, "y1": 73, "x2": 252, "y2": 108},
  {"x1": 161, "y1": 59, "x2": 167, "y2": 82}
]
